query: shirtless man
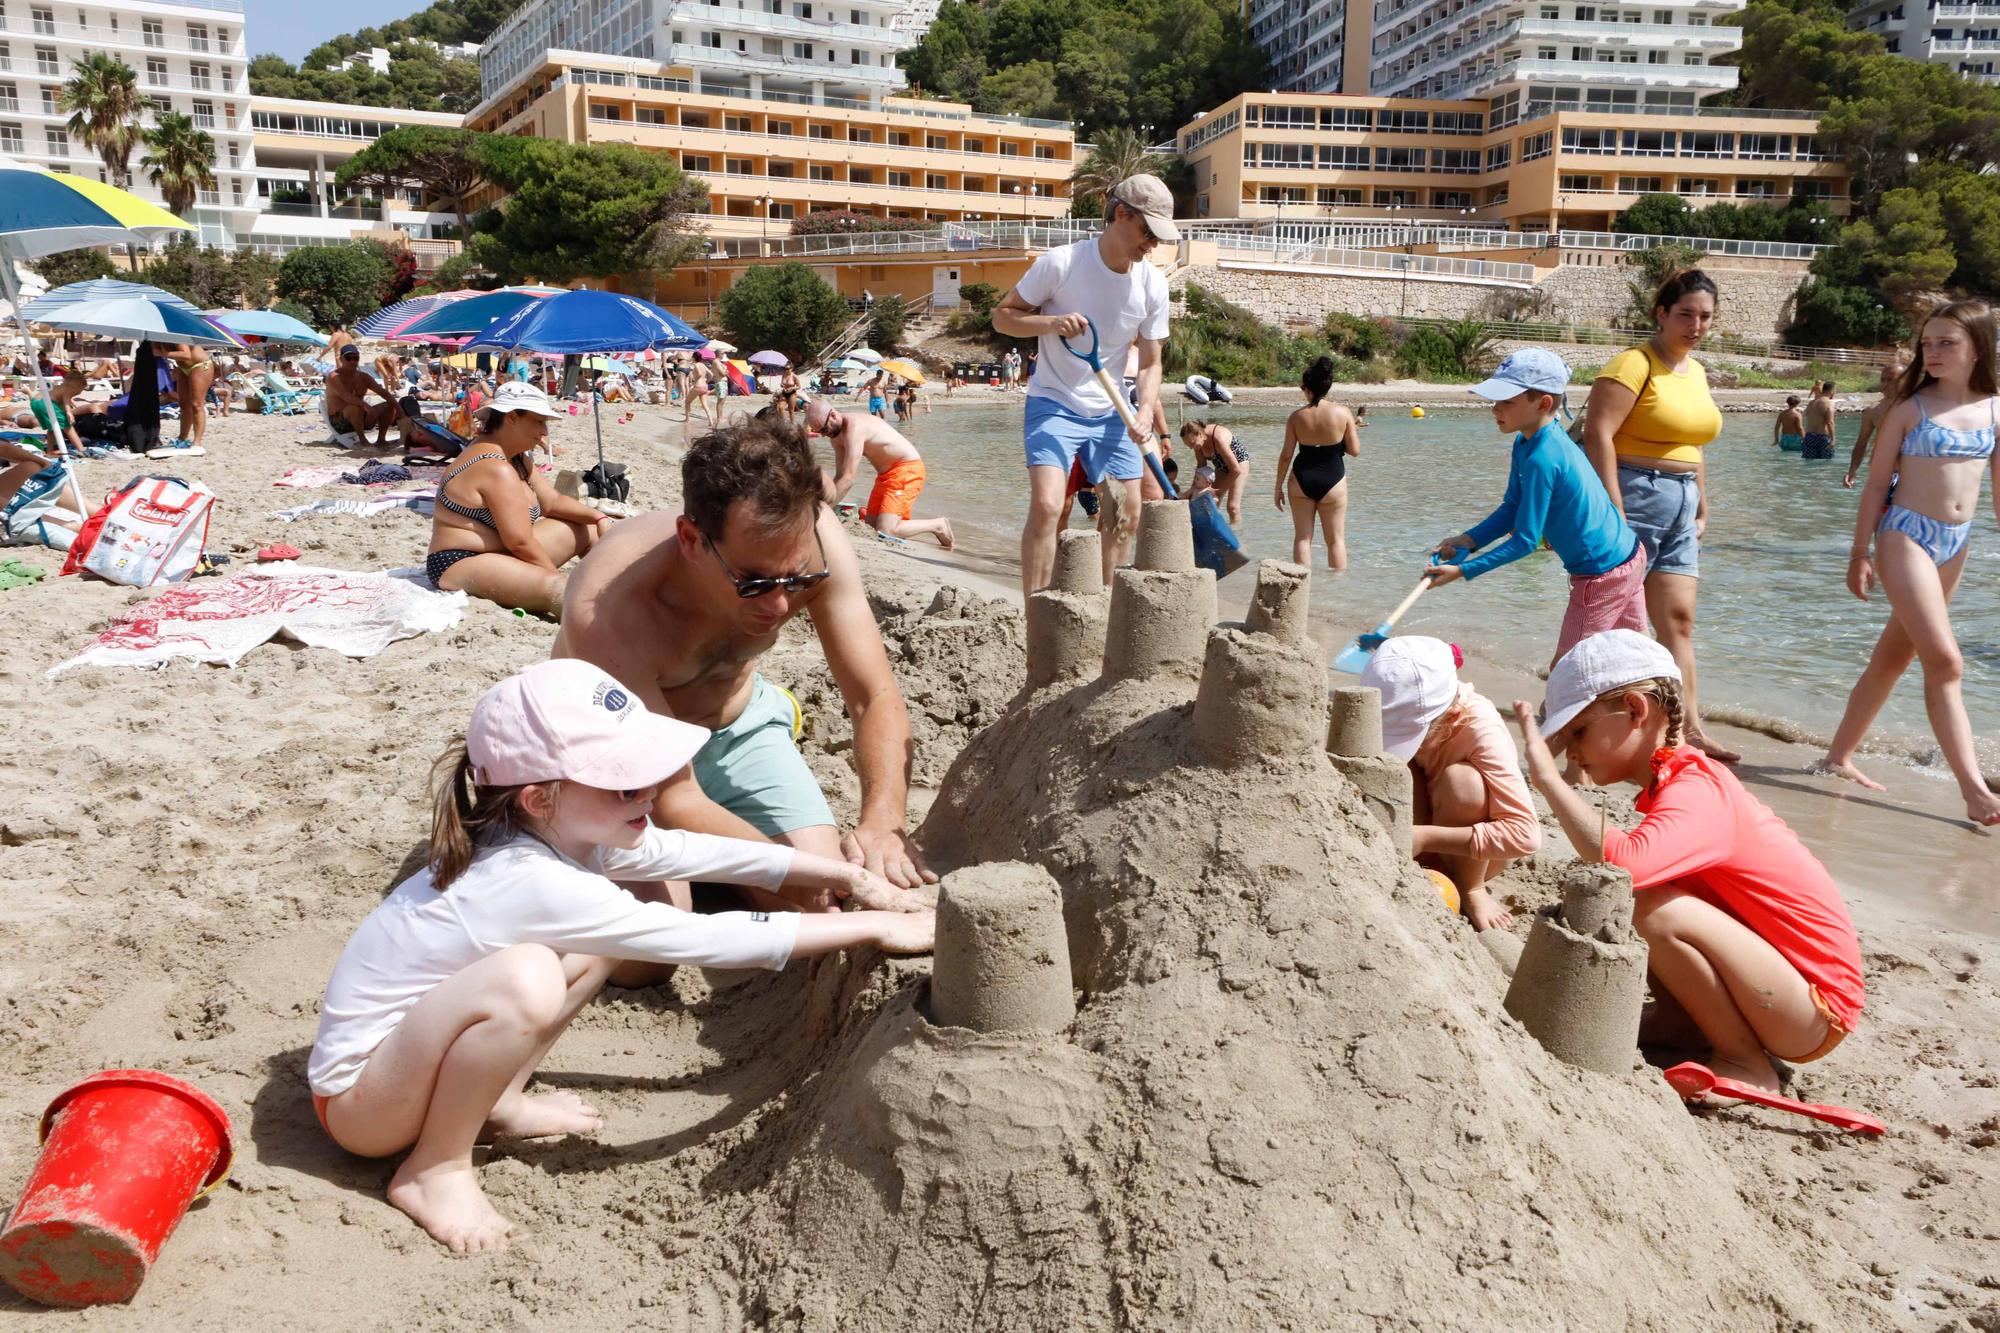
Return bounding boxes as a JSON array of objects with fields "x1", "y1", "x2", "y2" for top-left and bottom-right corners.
[
  {"x1": 1799, "y1": 379, "x2": 1837, "y2": 460},
  {"x1": 1843, "y1": 359, "x2": 1909, "y2": 489},
  {"x1": 1772, "y1": 395, "x2": 1805, "y2": 452},
  {"x1": 325, "y1": 344, "x2": 399, "y2": 446},
  {"x1": 322, "y1": 324, "x2": 355, "y2": 375},
  {"x1": 555, "y1": 417, "x2": 937, "y2": 919},
  {"x1": 806, "y1": 397, "x2": 954, "y2": 549}
]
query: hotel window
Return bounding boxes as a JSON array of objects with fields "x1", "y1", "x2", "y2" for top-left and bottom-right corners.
[
  {"x1": 1319, "y1": 144, "x2": 1370, "y2": 168},
  {"x1": 888, "y1": 131, "x2": 909, "y2": 145},
  {"x1": 190, "y1": 62, "x2": 210, "y2": 90},
  {"x1": 193, "y1": 99, "x2": 214, "y2": 128},
  {"x1": 925, "y1": 172, "x2": 947, "y2": 188},
  {"x1": 768, "y1": 161, "x2": 795, "y2": 176},
  {"x1": 188, "y1": 23, "x2": 209, "y2": 51},
  {"x1": 590, "y1": 102, "x2": 622, "y2": 119},
  {"x1": 1371, "y1": 188, "x2": 1417, "y2": 205},
  {"x1": 850, "y1": 48, "x2": 865, "y2": 62},
  {"x1": 1680, "y1": 130, "x2": 1733, "y2": 157},
  {"x1": 636, "y1": 106, "x2": 665, "y2": 124},
  {"x1": 228, "y1": 141, "x2": 239, "y2": 166},
  {"x1": 1622, "y1": 129, "x2": 1674, "y2": 154},
  {"x1": 35, "y1": 45, "x2": 56, "y2": 75},
  {"x1": 1431, "y1": 190, "x2": 1472, "y2": 207},
  {"x1": 1647, "y1": 50, "x2": 1666, "y2": 63},
  {"x1": 1521, "y1": 131, "x2": 1553, "y2": 161},
  {"x1": 725, "y1": 115, "x2": 751, "y2": 131},
  {"x1": 1561, "y1": 127, "x2": 1617, "y2": 153},
  {"x1": 809, "y1": 123, "x2": 832, "y2": 139},
  {"x1": 1377, "y1": 109, "x2": 1430, "y2": 132},
  {"x1": 848, "y1": 127, "x2": 871, "y2": 142},
  {"x1": 1432, "y1": 148, "x2": 1479, "y2": 174},
  {"x1": 999, "y1": 142, "x2": 1019, "y2": 156},
  {"x1": 44, "y1": 125, "x2": 65, "y2": 156},
  {"x1": 926, "y1": 134, "x2": 948, "y2": 149},
  {"x1": 1535, "y1": 45, "x2": 1558, "y2": 59},
  {"x1": 0, "y1": 83, "x2": 13, "y2": 111},
  {"x1": 1734, "y1": 179, "x2": 1778, "y2": 197},
  {"x1": 808, "y1": 162, "x2": 833, "y2": 179},
  {"x1": 725, "y1": 157, "x2": 752, "y2": 174},
  {"x1": 850, "y1": 167, "x2": 873, "y2": 184},
  {"x1": 1617, "y1": 176, "x2": 1662, "y2": 192},
  {"x1": 1739, "y1": 133, "x2": 1788, "y2": 159},
  {"x1": 965, "y1": 137, "x2": 983, "y2": 152},
  {"x1": 705, "y1": 32, "x2": 724, "y2": 47},
  {"x1": 1559, "y1": 174, "x2": 1603, "y2": 190},
  {"x1": 1686, "y1": 54, "x2": 1705, "y2": 64},
  {"x1": 771, "y1": 202, "x2": 795, "y2": 219},
  {"x1": 0, "y1": 123, "x2": 20, "y2": 153},
  {"x1": 30, "y1": 6, "x2": 51, "y2": 34},
  {"x1": 790, "y1": 40, "x2": 811, "y2": 55},
  {"x1": 1034, "y1": 144, "x2": 1055, "y2": 158},
  {"x1": 683, "y1": 112, "x2": 710, "y2": 127},
  {"x1": 1325, "y1": 106, "x2": 1372, "y2": 130},
  {"x1": 1792, "y1": 179, "x2": 1834, "y2": 200},
  {"x1": 145, "y1": 58, "x2": 168, "y2": 86},
  {"x1": 683, "y1": 155, "x2": 711, "y2": 171},
  {"x1": 1260, "y1": 104, "x2": 1316, "y2": 129},
  {"x1": 1795, "y1": 135, "x2": 1822, "y2": 159},
  {"x1": 965, "y1": 176, "x2": 984, "y2": 191},
  {"x1": 1485, "y1": 143, "x2": 1511, "y2": 170},
  {"x1": 40, "y1": 85, "x2": 53, "y2": 113},
  {"x1": 1434, "y1": 111, "x2": 1482, "y2": 134},
  {"x1": 1374, "y1": 146, "x2": 1426, "y2": 170},
  {"x1": 887, "y1": 170, "x2": 911, "y2": 186},
  {"x1": 1678, "y1": 177, "x2": 1719, "y2": 194}
]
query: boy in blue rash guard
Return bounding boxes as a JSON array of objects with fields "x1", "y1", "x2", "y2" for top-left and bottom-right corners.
[{"x1": 1426, "y1": 348, "x2": 1650, "y2": 663}]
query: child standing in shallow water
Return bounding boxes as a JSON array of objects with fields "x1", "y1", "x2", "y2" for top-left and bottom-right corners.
[
  {"x1": 1819, "y1": 299, "x2": 2000, "y2": 826},
  {"x1": 308, "y1": 660, "x2": 933, "y2": 1254},
  {"x1": 1514, "y1": 631, "x2": 1864, "y2": 1098}
]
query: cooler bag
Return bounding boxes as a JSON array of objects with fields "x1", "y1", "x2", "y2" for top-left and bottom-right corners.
[
  {"x1": 3, "y1": 460, "x2": 82, "y2": 551},
  {"x1": 61, "y1": 474, "x2": 217, "y2": 586}
]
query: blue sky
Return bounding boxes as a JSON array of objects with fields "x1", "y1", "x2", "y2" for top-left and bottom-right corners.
[{"x1": 243, "y1": 0, "x2": 427, "y2": 62}]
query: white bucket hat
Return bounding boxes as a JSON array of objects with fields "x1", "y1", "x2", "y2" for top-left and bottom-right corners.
[
  {"x1": 1360, "y1": 636, "x2": 1462, "y2": 762},
  {"x1": 1540, "y1": 630, "x2": 1681, "y2": 739},
  {"x1": 477, "y1": 379, "x2": 563, "y2": 425}
]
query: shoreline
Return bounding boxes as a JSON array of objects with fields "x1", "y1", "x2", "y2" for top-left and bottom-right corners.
[{"x1": 846, "y1": 381, "x2": 1865, "y2": 413}]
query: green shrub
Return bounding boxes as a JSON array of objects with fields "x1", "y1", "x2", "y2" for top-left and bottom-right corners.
[
  {"x1": 716, "y1": 262, "x2": 852, "y2": 363},
  {"x1": 1393, "y1": 319, "x2": 1499, "y2": 381},
  {"x1": 1322, "y1": 312, "x2": 1390, "y2": 361}
]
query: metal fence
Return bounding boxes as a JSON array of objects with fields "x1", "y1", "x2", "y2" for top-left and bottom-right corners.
[{"x1": 1207, "y1": 232, "x2": 1536, "y2": 285}]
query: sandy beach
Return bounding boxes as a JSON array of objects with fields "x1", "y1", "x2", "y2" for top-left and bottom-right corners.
[{"x1": 0, "y1": 401, "x2": 1995, "y2": 1329}]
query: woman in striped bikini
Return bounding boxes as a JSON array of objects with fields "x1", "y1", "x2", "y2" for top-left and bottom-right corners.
[
  {"x1": 425, "y1": 382, "x2": 615, "y2": 618},
  {"x1": 1821, "y1": 299, "x2": 2000, "y2": 825}
]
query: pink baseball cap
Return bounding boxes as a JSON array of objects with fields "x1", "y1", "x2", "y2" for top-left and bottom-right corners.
[{"x1": 467, "y1": 660, "x2": 710, "y2": 789}]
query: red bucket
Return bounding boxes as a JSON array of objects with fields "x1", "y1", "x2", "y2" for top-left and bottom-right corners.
[{"x1": 0, "y1": 1070, "x2": 233, "y2": 1307}]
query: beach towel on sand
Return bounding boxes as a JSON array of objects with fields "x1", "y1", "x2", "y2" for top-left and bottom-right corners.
[
  {"x1": 50, "y1": 565, "x2": 465, "y2": 676},
  {"x1": 271, "y1": 491, "x2": 435, "y2": 523}
]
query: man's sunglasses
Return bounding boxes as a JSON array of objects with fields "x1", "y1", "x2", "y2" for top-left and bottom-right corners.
[{"x1": 704, "y1": 530, "x2": 831, "y2": 599}]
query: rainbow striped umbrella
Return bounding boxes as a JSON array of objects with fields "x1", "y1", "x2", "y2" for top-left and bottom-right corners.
[{"x1": 0, "y1": 156, "x2": 195, "y2": 489}]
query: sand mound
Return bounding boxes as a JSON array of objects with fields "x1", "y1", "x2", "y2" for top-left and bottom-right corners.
[{"x1": 610, "y1": 512, "x2": 1869, "y2": 1330}]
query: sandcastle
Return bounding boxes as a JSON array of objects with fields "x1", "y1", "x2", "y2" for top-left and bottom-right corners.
[{"x1": 652, "y1": 502, "x2": 1848, "y2": 1329}]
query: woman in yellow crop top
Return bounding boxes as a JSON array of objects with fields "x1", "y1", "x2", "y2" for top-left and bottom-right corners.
[{"x1": 1582, "y1": 268, "x2": 1737, "y2": 761}]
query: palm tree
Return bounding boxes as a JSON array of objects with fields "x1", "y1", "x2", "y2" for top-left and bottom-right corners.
[
  {"x1": 1067, "y1": 126, "x2": 1171, "y2": 214},
  {"x1": 60, "y1": 53, "x2": 145, "y2": 190},
  {"x1": 141, "y1": 111, "x2": 217, "y2": 218}
]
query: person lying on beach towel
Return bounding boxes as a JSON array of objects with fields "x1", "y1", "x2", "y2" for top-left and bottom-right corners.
[
  {"x1": 307, "y1": 659, "x2": 931, "y2": 1254},
  {"x1": 423, "y1": 382, "x2": 613, "y2": 616},
  {"x1": 1512, "y1": 631, "x2": 1864, "y2": 1100},
  {"x1": 398, "y1": 395, "x2": 467, "y2": 461}
]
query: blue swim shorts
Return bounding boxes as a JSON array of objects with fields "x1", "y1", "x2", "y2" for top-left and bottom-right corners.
[
  {"x1": 689, "y1": 675, "x2": 836, "y2": 838},
  {"x1": 1617, "y1": 462, "x2": 1700, "y2": 579},
  {"x1": 1024, "y1": 393, "x2": 1142, "y2": 483}
]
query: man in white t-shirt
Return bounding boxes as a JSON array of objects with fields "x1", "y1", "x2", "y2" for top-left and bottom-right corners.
[{"x1": 995, "y1": 174, "x2": 1177, "y2": 595}]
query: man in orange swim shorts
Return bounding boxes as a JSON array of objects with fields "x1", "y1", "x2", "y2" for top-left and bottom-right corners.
[{"x1": 806, "y1": 397, "x2": 955, "y2": 549}]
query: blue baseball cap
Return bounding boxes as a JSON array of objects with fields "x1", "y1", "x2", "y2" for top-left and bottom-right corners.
[{"x1": 1469, "y1": 348, "x2": 1570, "y2": 401}]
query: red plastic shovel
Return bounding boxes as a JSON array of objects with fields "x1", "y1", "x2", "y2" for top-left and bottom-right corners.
[{"x1": 1662, "y1": 1062, "x2": 1885, "y2": 1135}]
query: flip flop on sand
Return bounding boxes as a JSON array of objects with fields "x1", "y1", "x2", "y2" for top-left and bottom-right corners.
[{"x1": 256, "y1": 544, "x2": 302, "y2": 562}]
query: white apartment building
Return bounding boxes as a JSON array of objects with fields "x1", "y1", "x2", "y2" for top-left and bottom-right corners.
[
  {"x1": 889, "y1": 0, "x2": 941, "y2": 38},
  {"x1": 480, "y1": 0, "x2": 915, "y2": 107},
  {"x1": 1850, "y1": 0, "x2": 2000, "y2": 84},
  {"x1": 0, "y1": 0, "x2": 257, "y2": 237},
  {"x1": 1370, "y1": 0, "x2": 1742, "y2": 106},
  {"x1": 1250, "y1": 0, "x2": 1743, "y2": 112}
]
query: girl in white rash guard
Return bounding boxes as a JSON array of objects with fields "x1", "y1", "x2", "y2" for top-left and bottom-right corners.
[{"x1": 307, "y1": 659, "x2": 934, "y2": 1256}]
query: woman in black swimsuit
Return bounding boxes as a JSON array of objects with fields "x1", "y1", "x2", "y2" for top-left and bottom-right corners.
[
  {"x1": 1274, "y1": 355, "x2": 1361, "y2": 571},
  {"x1": 425, "y1": 382, "x2": 614, "y2": 617}
]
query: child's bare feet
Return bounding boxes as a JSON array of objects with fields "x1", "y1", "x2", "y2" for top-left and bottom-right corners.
[
  {"x1": 1813, "y1": 756, "x2": 1886, "y2": 792},
  {"x1": 481, "y1": 1088, "x2": 604, "y2": 1141},
  {"x1": 1461, "y1": 886, "x2": 1513, "y2": 932},
  {"x1": 387, "y1": 1158, "x2": 515, "y2": 1254},
  {"x1": 1687, "y1": 1054, "x2": 1783, "y2": 1106},
  {"x1": 932, "y1": 519, "x2": 955, "y2": 551}
]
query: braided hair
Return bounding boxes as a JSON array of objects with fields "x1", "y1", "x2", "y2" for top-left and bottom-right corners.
[{"x1": 1608, "y1": 676, "x2": 1685, "y2": 748}]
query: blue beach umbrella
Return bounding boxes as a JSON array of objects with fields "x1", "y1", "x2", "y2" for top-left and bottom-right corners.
[
  {"x1": 355, "y1": 290, "x2": 479, "y2": 338},
  {"x1": 29, "y1": 293, "x2": 245, "y2": 348},
  {"x1": 211, "y1": 308, "x2": 327, "y2": 346},
  {"x1": 389, "y1": 285, "x2": 565, "y2": 341},
  {"x1": 464, "y1": 289, "x2": 705, "y2": 356},
  {"x1": 22, "y1": 278, "x2": 204, "y2": 318},
  {"x1": 464, "y1": 289, "x2": 704, "y2": 474}
]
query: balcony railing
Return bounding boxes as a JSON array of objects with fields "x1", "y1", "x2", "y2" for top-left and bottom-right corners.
[
  {"x1": 663, "y1": 42, "x2": 905, "y2": 87},
  {"x1": 687, "y1": 164, "x2": 1063, "y2": 204},
  {"x1": 1208, "y1": 231, "x2": 1538, "y2": 284},
  {"x1": 554, "y1": 65, "x2": 1070, "y2": 128},
  {"x1": 1465, "y1": 57, "x2": 1739, "y2": 97},
  {"x1": 0, "y1": 16, "x2": 245, "y2": 57},
  {"x1": 667, "y1": 3, "x2": 914, "y2": 49},
  {"x1": 584, "y1": 116, "x2": 1071, "y2": 165}
]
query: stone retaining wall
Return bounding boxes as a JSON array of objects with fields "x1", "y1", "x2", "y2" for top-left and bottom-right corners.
[{"x1": 1174, "y1": 257, "x2": 1807, "y2": 338}]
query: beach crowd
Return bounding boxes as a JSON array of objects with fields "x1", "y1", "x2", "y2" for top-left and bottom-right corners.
[{"x1": 3, "y1": 170, "x2": 1991, "y2": 1259}]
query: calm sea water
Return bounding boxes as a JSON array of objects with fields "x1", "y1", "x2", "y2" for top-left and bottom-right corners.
[{"x1": 882, "y1": 397, "x2": 1999, "y2": 761}]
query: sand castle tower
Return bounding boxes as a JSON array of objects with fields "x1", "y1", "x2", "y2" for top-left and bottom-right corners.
[{"x1": 658, "y1": 510, "x2": 1842, "y2": 1330}]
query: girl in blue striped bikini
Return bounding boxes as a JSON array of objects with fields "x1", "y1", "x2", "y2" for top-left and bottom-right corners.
[{"x1": 1821, "y1": 299, "x2": 2000, "y2": 825}]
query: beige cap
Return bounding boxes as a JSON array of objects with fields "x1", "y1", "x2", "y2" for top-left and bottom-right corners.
[{"x1": 1108, "y1": 175, "x2": 1180, "y2": 243}]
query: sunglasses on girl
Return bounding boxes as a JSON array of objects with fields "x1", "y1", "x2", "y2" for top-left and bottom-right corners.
[{"x1": 704, "y1": 530, "x2": 832, "y2": 599}]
